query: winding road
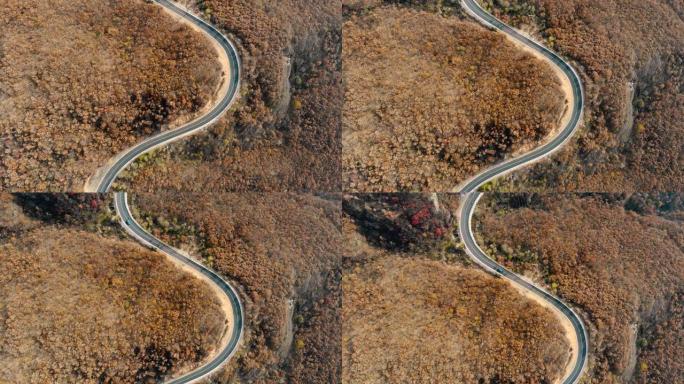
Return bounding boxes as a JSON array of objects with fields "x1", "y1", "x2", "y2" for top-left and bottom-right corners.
[
  {"x1": 458, "y1": 1, "x2": 588, "y2": 383},
  {"x1": 88, "y1": 0, "x2": 241, "y2": 193},
  {"x1": 90, "y1": 1, "x2": 245, "y2": 382},
  {"x1": 115, "y1": 193, "x2": 244, "y2": 384},
  {"x1": 86, "y1": 0, "x2": 587, "y2": 382}
]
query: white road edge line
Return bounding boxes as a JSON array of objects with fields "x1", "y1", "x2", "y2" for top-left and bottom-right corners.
[
  {"x1": 115, "y1": 192, "x2": 244, "y2": 384},
  {"x1": 458, "y1": 1, "x2": 589, "y2": 383},
  {"x1": 87, "y1": 0, "x2": 245, "y2": 381},
  {"x1": 86, "y1": 0, "x2": 241, "y2": 193}
]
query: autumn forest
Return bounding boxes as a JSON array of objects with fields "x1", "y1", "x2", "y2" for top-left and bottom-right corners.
[{"x1": 0, "y1": 0, "x2": 682, "y2": 383}]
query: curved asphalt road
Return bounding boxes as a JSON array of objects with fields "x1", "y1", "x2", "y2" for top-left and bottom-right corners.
[
  {"x1": 94, "y1": 0, "x2": 241, "y2": 193},
  {"x1": 458, "y1": 0, "x2": 584, "y2": 193},
  {"x1": 98, "y1": 1, "x2": 244, "y2": 382},
  {"x1": 458, "y1": 1, "x2": 588, "y2": 383},
  {"x1": 115, "y1": 192, "x2": 244, "y2": 384}
]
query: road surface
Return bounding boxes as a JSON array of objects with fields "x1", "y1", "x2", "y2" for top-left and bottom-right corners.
[
  {"x1": 96, "y1": 1, "x2": 244, "y2": 382},
  {"x1": 91, "y1": 0, "x2": 241, "y2": 193},
  {"x1": 115, "y1": 192, "x2": 244, "y2": 384},
  {"x1": 458, "y1": 1, "x2": 589, "y2": 383},
  {"x1": 457, "y1": 0, "x2": 584, "y2": 193}
]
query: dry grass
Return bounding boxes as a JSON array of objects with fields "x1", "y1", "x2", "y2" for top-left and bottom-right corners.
[{"x1": 343, "y1": 254, "x2": 571, "y2": 383}]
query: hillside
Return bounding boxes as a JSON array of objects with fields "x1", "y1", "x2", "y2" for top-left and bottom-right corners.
[
  {"x1": 482, "y1": 0, "x2": 684, "y2": 191},
  {"x1": 477, "y1": 193, "x2": 684, "y2": 383},
  {"x1": 343, "y1": 5, "x2": 566, "y2": 191},
  {"x1": 343, "y1": 194, "x2": 572, "y2": 383},
  {"x1": 0, "y1": 0, "x2": 222, "y2": 191},
  {"x1": 132, "y1": 192, "x2": 342, "y2": 383},
  {"x1": 0, "y1": 194, "x2": 227, "y2": 383},
  {"x1": 119, "y1": 0, "x2": 342, "y2": 192}
]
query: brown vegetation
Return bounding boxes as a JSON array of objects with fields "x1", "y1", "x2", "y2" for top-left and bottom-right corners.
[
  {"x1": 343, "y1": 6, "x2": 565, "y2": 191},
  {"x1": 343, "y1": 214, "x2": 571, "y2": 383},
  {"x1": 342, "y1": 194, "x2": 573, "y2": 382},
  {"x1": 120, "y1": 0, "x2": 341, "y2": 192},
  {"x1": 0, "y1": 0, "x2": 222, "y2": 191},
  {"x1": 477, "y1": 193, "x2": 684, "y2": 383},
  {"x1": 631, "y1": 290, "x2": 683, "y2": 384},
  {"x1": 132, "y1": 192, "x2": 341, "y2": 382},
  {"x1": 483, "y1": 0, "x2": 684, "y2": 191},
  {"x1": 343, "y1": 0, "x2": 463, "y2": 15},
  {"x1": 0, "y1": 194, "x2": 226, "y2": 383}
]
